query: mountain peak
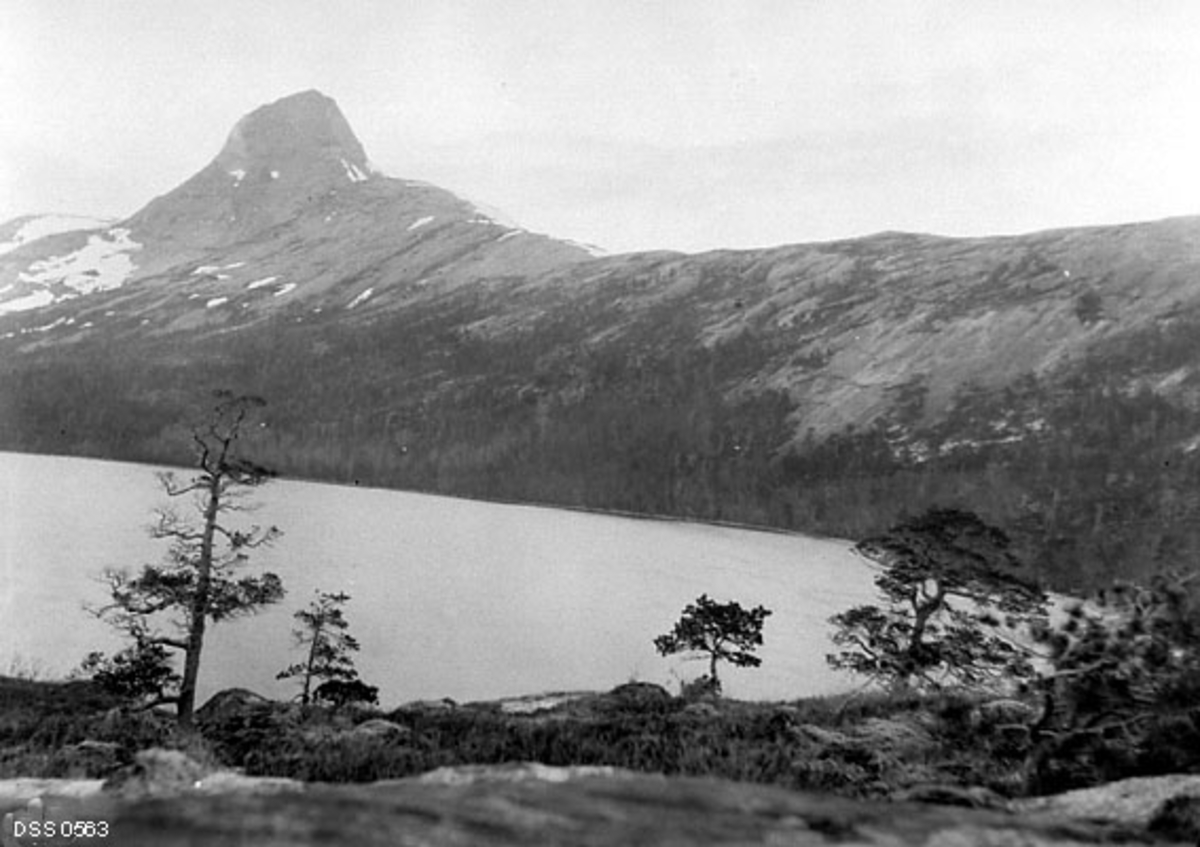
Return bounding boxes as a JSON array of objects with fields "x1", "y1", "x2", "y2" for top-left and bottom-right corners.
[
  {"x1": 215, "y1": 89, "x2": 370, "y2": 176},
  {"x1": 0, "y1": 89, "x2": 593, "y2": 318},
  {"x1": 124, "y1": 90, "x2": 379, "y2": 248}
]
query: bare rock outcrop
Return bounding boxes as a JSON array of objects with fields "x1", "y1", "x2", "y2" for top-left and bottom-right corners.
[
  {"x1": 7, "y1": 744, "x2": 1200, "y2": 846},
  {"x1": 100, "y1": 748, "x2": 301, "y2": 801},
  {"x1": 4, "y1": 763, "x2": 1185, "y2": 846},
  {"x1": 1014, "y1": 773, "x2": 1200, "y2": 829},
  {"x1": 108, "y1": 770, "x2": 1172, "y2": 846}
]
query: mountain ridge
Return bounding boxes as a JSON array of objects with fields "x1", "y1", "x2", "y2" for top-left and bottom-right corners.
[
  {"x1": 0, "y1": 90, "x2": 593, "y2": 326},
  {"x1": 2, "y1": 90, "x2": 1198, "y2": 592}
]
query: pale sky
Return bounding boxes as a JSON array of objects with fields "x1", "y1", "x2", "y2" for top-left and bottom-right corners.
[{"x1": 3, "y1": 1, "x2": 1198, "y2": 254}]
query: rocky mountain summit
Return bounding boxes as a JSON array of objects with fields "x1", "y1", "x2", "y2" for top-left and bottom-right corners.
[{"x1": 130, "y1": 89, "x2": 378, "y2": 249}]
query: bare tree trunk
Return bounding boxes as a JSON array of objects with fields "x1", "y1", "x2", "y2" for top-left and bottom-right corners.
[
  {"x1": 177, "y1": 472, "x2": 221, "y2": 729},
  {"x1": 902, "y1": 585, "x2": 946, "y2": 689},
  {"x1": 301, "y1": 620, "x2": 324, "y2": 706}
]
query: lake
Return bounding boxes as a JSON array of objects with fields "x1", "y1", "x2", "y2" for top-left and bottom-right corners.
[{"x1": 1, "y1": 451, "x2": 879, "y2": 706}]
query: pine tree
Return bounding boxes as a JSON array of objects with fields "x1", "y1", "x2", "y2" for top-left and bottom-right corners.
[
  {"x1": 828, "y1": 508, "x2": 1047, "y2": 692},
  {"x1": 86, "y1": 391, "x2": 284, "y2": 727},
  {"x1": 277, "y1": 590, "x2": 363, "y2": 705},
  {"x1": 654, "y1": 594, "x2": 772, "y2": 696}
]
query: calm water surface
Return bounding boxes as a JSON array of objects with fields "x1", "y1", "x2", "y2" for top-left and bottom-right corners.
[{"x1": 1, "y1": 452, "x2": 875, "y2": 706}]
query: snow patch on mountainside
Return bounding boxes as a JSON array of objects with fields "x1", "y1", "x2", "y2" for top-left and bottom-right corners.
[
  {"x1": 347, "y1": 287, "x2": 373, "y2": 308},
  {"x1": 0, "y1": 290, "x2": 54, "y2": 317},
  {"x1": 408, "y1": 216, "x2": 435, "y2": 231},
  {"x1": 0, "y1": 215, "x2": 112, "y2": 257},
  {"x1": 2, "y1": 228, "x2": 141, "y2": 314},
  {"x1": 341, "y1": 158, "x2": 368, "y2": 183},
  {"x1": 564, "y1": 239, "x2": 608, "y2": 257},
  {"x1": 247, "y1": 276, "x2": 279, "y2": 290},
  {"x1": 193, "y1": 262, "x2": 243, "y2": 280},
  {"x1": 33, "y1": 316, "x2": 72, "y2": 332}
]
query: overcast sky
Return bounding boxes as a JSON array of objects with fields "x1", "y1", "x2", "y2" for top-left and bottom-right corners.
[{"x1": 3, "y1": 1, "x2": 1198, "y2": 254}]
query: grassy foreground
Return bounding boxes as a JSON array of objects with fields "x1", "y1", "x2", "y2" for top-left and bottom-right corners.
[
  {"x1": 10, "y1": 672, "x2": 1200, "y2": 802},
  {"x1": 0, "y1": 674, "x2": 1055, "y2": 801}
]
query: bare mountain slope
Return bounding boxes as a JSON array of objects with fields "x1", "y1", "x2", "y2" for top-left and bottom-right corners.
[{"x1": 491, "y1": 218, "x2": 1200, "y2": 438}]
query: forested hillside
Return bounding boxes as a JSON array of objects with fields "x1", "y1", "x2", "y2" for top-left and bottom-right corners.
[{"x1": 6, "y1": 282, "x2": 1200, "y2": 595}]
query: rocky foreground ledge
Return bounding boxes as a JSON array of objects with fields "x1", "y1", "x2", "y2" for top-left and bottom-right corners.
[{"x1": 4, "y1": 749, "x2": 1199, "y2": 846}]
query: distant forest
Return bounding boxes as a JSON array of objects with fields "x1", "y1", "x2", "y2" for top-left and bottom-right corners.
[{"x1": 4, "y1": 298, "x2": 1200, "y2": 596}]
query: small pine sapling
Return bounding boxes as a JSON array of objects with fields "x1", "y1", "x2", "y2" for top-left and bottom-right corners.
[{"x1": 277, "y1": 590, "x2": 366, "y2": 706}]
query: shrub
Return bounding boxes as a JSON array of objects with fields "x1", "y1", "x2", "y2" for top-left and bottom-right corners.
[{"x1": 1026, "y1": 572, "x2": 1200, "y2": 793}]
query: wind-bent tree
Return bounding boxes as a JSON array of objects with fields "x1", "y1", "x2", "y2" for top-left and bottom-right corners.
[
  {"x1": 87, "y1": 391, "x2": 285, "y2": 727},
  {"x1": 277, "y1": 590, "x2": 364, "y2": 706},
  {"x1": 827, "y1": 508, "x2": 1047, "y2": 692},
  {"x1": 654, "y1": 594, "x2": 772, "y2": 695}
]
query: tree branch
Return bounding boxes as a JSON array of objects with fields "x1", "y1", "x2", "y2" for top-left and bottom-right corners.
[{"x1": 134, "y1": 694, "x2": 180, "y2": 712}]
